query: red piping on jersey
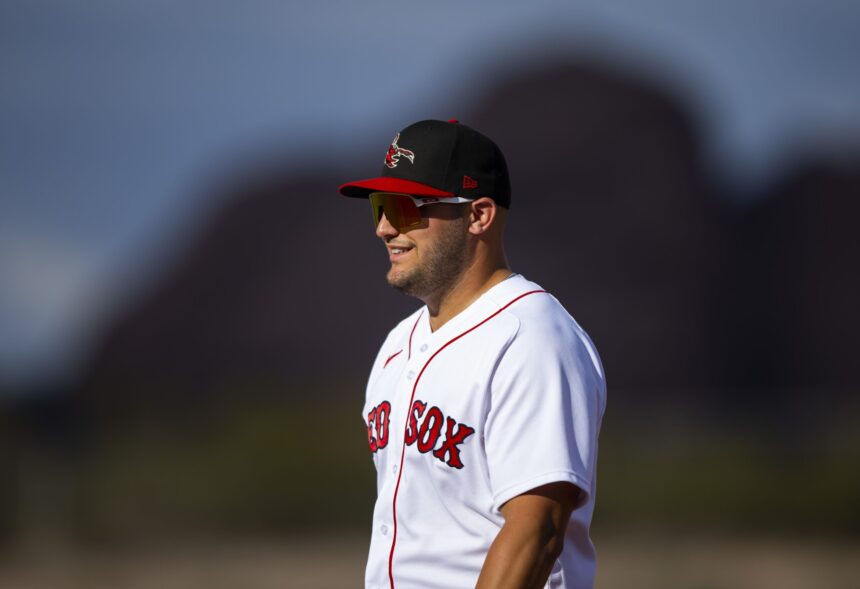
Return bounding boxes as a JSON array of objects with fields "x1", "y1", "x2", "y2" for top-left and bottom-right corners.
[
  {"x1": 387, "y1": 289, "x2": 547, "y2": 589},
  {"x1": 384, "y1": 350, "x2": 403, "y2": 368},
  {"x1": 407, "y1": 309, "x2": 423, "y2": 360}
]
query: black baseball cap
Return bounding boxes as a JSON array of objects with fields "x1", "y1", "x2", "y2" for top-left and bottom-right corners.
[{"x1": 339, "y1": 119, "x2": 511, "y2": 208}]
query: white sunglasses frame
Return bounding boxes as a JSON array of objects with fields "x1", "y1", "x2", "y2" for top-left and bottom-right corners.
[{"x1": 369, "y1": 192, "x2": 476, "y2": 208}]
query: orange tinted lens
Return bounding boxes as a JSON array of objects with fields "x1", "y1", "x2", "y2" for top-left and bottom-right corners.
[{"x1": 369, "y1": 192, "x2": 421, "y2": 230}]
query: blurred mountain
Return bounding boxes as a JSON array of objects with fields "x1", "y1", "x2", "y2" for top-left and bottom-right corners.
[
  {"x1": 73, "y1": 170, "x2": 416, "y2": 409},
  {"x1": 718, "y1": 161, "x2": 860, "y2": 393},
  {"x1": 470, "y1": 63, "x2": 721, "y2": 392},
  {"x1": 66, "y1": 59, "x2": 858, "y2": 414}
]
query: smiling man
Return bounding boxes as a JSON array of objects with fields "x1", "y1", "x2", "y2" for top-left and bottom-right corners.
[{"x1": 339, "y1": 119, "x2": 606, "y2": 589}]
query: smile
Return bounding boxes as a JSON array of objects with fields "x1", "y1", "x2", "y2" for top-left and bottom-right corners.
[{"x1": 388, "y1": 244, "x2": 414, "y2": 262}]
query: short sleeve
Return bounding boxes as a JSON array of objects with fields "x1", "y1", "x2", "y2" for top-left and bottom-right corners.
[{"x1": 485, "y1": 315, "x2": 605, "y2": 511}]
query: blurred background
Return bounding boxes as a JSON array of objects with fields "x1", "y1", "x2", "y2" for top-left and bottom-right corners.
[{"x1": 1, "y1": 1, "x2": 859, "y2": 587}]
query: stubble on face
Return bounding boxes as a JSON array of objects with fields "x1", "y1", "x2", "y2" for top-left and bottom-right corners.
[{"x1": 386, "y1": 215, "x2": 470, "y2": 300}]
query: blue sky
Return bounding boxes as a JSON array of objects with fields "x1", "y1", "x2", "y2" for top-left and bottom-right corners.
[{"x1": 1, "y1": 0, "x2": 859, "y2": 390}]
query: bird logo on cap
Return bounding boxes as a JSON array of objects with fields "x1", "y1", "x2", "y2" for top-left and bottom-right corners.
[{"x1": 384, "y1": 133, "x2": 415, "y2": 169}]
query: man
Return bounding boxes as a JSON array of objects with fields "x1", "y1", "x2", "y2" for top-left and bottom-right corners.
[{"x1": 339, "y1": 119, "x2": 606, "y2": 589}]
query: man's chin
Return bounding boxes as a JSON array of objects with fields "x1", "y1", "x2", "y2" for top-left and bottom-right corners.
[{"x1": 387, "y1": 269, "x2": 420, "y2": 297}]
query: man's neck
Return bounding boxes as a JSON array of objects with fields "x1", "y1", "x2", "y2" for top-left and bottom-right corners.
[{"x1": 423, "y1": 264, "x2": 512, "y2": 332}]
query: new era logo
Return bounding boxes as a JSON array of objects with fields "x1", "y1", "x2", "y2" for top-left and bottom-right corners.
[{"x1": 462, "y1": 175, "x2": 478, "y2": 189}]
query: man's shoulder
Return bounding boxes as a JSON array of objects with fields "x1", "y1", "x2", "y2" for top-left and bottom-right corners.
[
  {"x1": 488, "y1": 275, "x2": 577, "y2": 333},
  {"x1": 490, "y1": 276, "x2": 603, "y2": 376}
]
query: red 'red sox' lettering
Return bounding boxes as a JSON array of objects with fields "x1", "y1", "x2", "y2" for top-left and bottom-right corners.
[
  {"x1": 404, "y1": 400, "x2": 427, "y2": 445},
  {"x1": 367, "y1": 401, "x2": 391, "y2": 452},
  {"x1": 368, "y1": 399, "x2": 475, "y2": 469},
  {"x1": 433, "y1": 416, "x2": 475, "y2": 469},
  {"x1": 417, "y1": 406, "x2": 444, "y2": 453}
]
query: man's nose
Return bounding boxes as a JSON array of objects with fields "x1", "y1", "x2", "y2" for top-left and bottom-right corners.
[{"x1": 376, "y1": 212, "x2": 399, "y2": 239}]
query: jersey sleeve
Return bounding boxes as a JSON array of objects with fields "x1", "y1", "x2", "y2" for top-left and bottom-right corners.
[{"x1": 484, "y1": 315, "x2": 605, "y2": 511}]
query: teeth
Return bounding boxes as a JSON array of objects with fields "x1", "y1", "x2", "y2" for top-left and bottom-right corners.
[{"x1": 392, "y1": 248, "x2": 405, "y2": 254}]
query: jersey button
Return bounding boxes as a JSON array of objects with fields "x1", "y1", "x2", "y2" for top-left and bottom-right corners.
[
  {"x1": 380, "y1": 524, "x2": 389, "y2": 535},
  {"x1": 407, "y1": 370, "x2": 415, "y2": 380},
  {"x1": 392, "y1": 463, "x2": 398, "y2": 474},
  {"x1": 419, "y1": 344, "x2": 428, "y2": 352}
]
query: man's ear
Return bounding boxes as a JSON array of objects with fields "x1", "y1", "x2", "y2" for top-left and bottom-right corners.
[{"x1": 468, "y1": 198, "x2": 497, "y2": 235}]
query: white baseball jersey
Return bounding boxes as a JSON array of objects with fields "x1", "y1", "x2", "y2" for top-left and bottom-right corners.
[{"x1": 363, "y1": 274, "x2": 606, "y2": 589}]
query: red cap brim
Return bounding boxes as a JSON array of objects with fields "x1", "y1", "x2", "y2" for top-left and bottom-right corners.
[{"x1": 339, "y1": 177, "x2": 454, "y2": 199}]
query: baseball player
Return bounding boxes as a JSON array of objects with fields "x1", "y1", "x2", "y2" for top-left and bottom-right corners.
[{"x1": 339, "y1": 119, "x2": 606, "y2": 589}]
